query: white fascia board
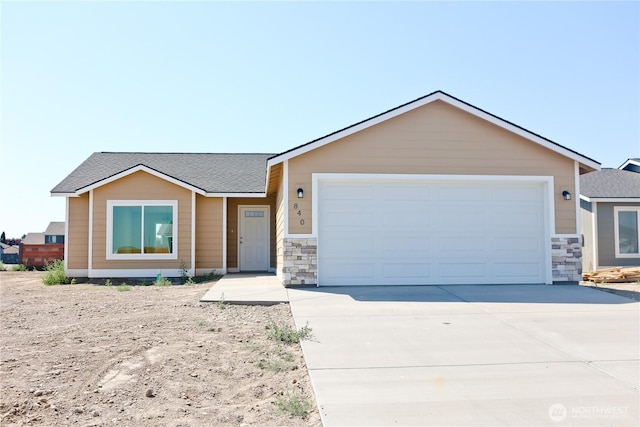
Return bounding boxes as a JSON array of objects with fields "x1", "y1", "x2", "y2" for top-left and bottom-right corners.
[
  {"x1": 619, "y1": 159, "x2": 640, "y2": 170},
  {"x1": 267, "y1": 92, "x2": 601, "y2": 171},
  {"x1": 52, "y1": 192, "x2": 78, "y2": 197},
  {"x1": 204, "y1": 192, "x2": 267, "y2": 198},
  {"x1": 580, "y1": 196, "x2": 640, "y2": 203},
  {"x1": 75, "y1": 165, "x2": 206, "y2": 196}
]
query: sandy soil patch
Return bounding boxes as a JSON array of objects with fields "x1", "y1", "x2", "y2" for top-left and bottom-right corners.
[{"x1": 0, "y1": 272, "x2": 320, "y2": 426}]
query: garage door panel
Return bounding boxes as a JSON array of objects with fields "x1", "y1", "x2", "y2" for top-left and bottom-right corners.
[
  {"x1": 381, "y1": 236, "x2": 432, "y2": 256},
  {"x1": 323, "y1": 184, "x2": 375, "y2": 200},
  {"x1": 494, "y1": 262, "x2": 543, "y2": 278},
  {"x1": 381, "y1": 184, "x2": 431, "y2": 201},
  {"x1": 318, "y1": 179, "x2": 547, "y2": 286},
  {"x1": 493, "y1": 237, "x2": 542, "y2": 254},
  {"x1": 436, "y1": 185, "x2": 486, "y2": 202},
  {"x1": 439, "y1": 262, "x2": 488, "y2": 278},
  {"x1": 382, "y1": 263, "x2": 433, "y2": 280}
]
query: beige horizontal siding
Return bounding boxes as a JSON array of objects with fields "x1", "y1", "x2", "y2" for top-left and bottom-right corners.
[
  {"x1": 195, "y1": 196, "x2": 223, "y2": 269},
  {"x1": 67, "y1": 194, "x2": 89, "y2": 270},
  {"x1": 92, "y1": 171, "x2": 192, "y2": 270},
  {"x1": 288, "y1": 100, "x2": 576, "y2": 235}
]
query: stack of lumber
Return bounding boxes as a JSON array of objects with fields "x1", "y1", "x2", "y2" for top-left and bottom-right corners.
[{"x1": 583, "y1": 267, "x2": 640, "y2": 283}]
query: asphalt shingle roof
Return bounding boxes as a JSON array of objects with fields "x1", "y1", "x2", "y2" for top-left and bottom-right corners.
[
  {"x1": 44, "y1": 222, "x2": 65, "y2": 236},
  {"x1": 51, "y1": 152, "x2": 275, "y2": 194},
  {"x1": 580, "y1": 168, "x2": 640, "y2": 198}
]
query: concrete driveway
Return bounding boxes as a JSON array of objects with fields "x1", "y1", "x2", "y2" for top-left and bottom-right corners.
[{"x1": 287, "y1": 284, "x2": 639, "y2": 426}]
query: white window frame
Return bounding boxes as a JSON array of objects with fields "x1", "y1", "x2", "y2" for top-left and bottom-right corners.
[
  {"x1": 106, "y1": 200, "x2": 178, "y2": 260},
  {"x1": 613, "y1": 206, "x2": 640, "y2": 258}
]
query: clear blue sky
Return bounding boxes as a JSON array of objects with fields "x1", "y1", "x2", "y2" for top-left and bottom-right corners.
[{"x1": 1, "y1": 1, "x2": 638, "y2": 239}]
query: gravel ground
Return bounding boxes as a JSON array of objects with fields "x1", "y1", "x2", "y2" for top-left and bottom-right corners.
[
  {"x1": 0, "y1": 272, "x2": 321, "y2": 427},
  {"x1": 580, "y1": 280, "x2": 640, "y2": 301}
]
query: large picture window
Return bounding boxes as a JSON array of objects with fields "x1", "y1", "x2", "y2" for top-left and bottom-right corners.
[
  {"x1": 614, "y1": 207, "x2": 640, "y2": 258},
  {"x1": 107, "y1": 201, "x2": 178, "y2": 259}
]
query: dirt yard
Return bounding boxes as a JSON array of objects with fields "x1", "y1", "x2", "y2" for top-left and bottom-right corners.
[{"x1": 0, "y1": 272, "x2": 321, "y2": 427}]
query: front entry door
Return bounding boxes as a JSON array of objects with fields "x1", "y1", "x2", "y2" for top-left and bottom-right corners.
[{"x1": 239, "y1": 206, "x2": 269, "y2": 271}]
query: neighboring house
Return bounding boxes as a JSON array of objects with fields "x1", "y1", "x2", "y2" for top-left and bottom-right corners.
[
  {"x1": 52, "y1": 91, "x2": 600, "y2": 285},
  {"x1": 1, "y1": 243, "x2": 20, "y2": 264},
  {"x1": 44, "y1": 222, "x2": 65, "y2": 244},
  {"x1": 580, "y1": 159, "x2": 640, "y2": 273},
  {"x1": 21, "y1": 224, "x2": 65, "y2": 268}
]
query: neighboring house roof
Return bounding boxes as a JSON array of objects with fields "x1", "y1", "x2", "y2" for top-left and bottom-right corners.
[
  {"x1": 3, "y1": 245, "x2": 20, "y2": 255},
  {"x1": 44, "y1": 222, "x2": 65, "y2": 236},
  {"x1": 22, "y1": 233, "x2": 45, "y2": 244},
  {"x1": 266, "y1": 90, "x2": 601, "y2": 172},
  {"x1": 580, "y1": 168, "x2": 640, "y2": 201},
  {"x1": 619, "y1": 158, "x2": 640, "y2": 173},
  {"x1": 0, "y1": 242, "x2": 8, "y2": 250},
  {"x1": 51, "y1": 153, "x2": 275, "y2": 196}
]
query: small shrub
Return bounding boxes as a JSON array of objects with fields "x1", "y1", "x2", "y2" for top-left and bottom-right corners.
[
  {"x1": 257, "y1": 358, "x2": 287, "y2": 372},
  {"x1": 12, "y1": 264, "x2": 28, "y2": 271},
  {"x1": 154, "y1": 276, "x2": 172, "y2": 286},
  {"x1": 70, "y1": 278, "x2": 77, "y2": 285},
  {"x1": 42, "y1": 259, "x2": 70, "y2": 285},
  {"x1": 116, "y1": 285, "x2": 131, "y2": 292},
  {"x1": 267, "y1": 320, "x2": 313, "y2": 344},
  {"x1": 274, "y1": 391, "x2": 312, "y2": 418},
  {"x1": 217, "y1": 292, "x2": 226, "y2": 309},
  {"x1": 104, "y1": 279, "x2": 113, "y2": 287}
]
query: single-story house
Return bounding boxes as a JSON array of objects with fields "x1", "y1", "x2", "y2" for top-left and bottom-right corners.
[
  {"x1": 580, "y1": 159, "x2": 640, "y2": 273},
  {"x1": 52, "y1": 91, "x2": 600, "y2": 285}
]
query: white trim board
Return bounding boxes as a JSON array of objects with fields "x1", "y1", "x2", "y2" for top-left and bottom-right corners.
[
  {"x1": 580, "y1": 196, "x2": 640, "y2": 203},
  {"x1": 267, "y1": 91, "x2": 600, "y2": 171}
]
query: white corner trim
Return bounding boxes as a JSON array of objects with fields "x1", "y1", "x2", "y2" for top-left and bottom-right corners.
[
  {"x1": 592, "y1": 201, "x2": 599, "y2": 270},
  {"x1": 76, "y1": 165, "x2": 206, "y2": 196},
  {"x1": 222, "y1": 197, "x2": 228, "y2": 272},
  {"x1": 88, "y1": 189, "x2": 94, "y2": 273},
  {"x1": 64, "y1": 197, "x2": 69, "y2": 272},
  {"x1": 574, "y1": 161, "x2": 580, "y2": 235},
  {"x1": 266, "y1": 92, "x2": 601, "y2": 171},
  {"x1": 283, "y1": 160, "x2": 290, "y2": 237},
  {"x1": 191, "y1": 191, "x2": 196, "y2": 275}
]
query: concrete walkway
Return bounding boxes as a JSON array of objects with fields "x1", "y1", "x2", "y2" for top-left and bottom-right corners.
[
  {"x1": 288, "y1": 285, "x2": 640, "y2": 427},
  {"x1": 199, "y1": 273, "x2": 288, "y2": 305}
]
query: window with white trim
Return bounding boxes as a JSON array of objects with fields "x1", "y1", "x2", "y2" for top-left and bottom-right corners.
[
  {"x1": 614, "y1": 207, "x2": 640, "y2": 258},
  {"x1": 107, "y1": 201, "x2": 178, "y2": 260}
]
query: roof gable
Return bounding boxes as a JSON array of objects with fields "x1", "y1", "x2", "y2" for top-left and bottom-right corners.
[
  {"x1": 267, "y1": 91, "x2": 600, "y2": 171},
  {"x1": 52, "y1": 153, "x2": 275, "y2": 196},
  {"x1": 619, "y1": 158, "x2": 640, "y2": 173}
]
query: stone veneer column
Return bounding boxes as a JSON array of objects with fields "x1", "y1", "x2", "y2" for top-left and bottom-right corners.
[
  {"x1": 281, "y1": 238, "x2": 317, "y2": 286},
  {"x1": 551, "y1": 236, "x2": 582, "y2": 283}
]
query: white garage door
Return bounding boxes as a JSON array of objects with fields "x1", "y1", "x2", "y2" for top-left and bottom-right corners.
[{"x1": 317, "y1": 179, "x2": 548, "y2": 286}]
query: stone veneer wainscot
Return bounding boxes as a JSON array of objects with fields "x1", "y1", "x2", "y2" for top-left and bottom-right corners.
[
  {"x1": 551, "y1": 236, "x2": 582, "y2": 283},
  {"x1": 281, "y1": 238, "x2": 317, "y2": 286}
]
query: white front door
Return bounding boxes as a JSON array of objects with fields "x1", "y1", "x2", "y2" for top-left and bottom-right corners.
[{"x1": 239, "y1": 206, "x2": 270, "y2": 271}]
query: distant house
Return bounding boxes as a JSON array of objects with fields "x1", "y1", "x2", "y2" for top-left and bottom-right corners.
[
  {"x1": 1, "y1": 243, "x2": 20, "y2": 264},
  {"x1": 20, "y1": 222, "x2": 65, "y2": 268},
  {"x1": 580, "y1": 158, "x2": 640, "y2": 273},
  {"x1": 44, "y1": 222, "x2": 65, "y2": 244}
]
